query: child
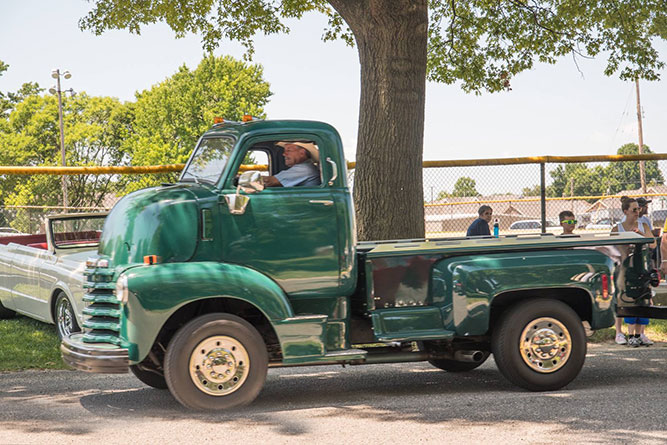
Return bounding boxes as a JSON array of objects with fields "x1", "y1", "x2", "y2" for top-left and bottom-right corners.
[{"x1": 559, "y1": 210, "x2": 576, "y2": 235}]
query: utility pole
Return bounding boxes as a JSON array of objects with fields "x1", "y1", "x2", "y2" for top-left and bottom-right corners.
[
  {"x1": 635, "y1": 78, "x2": 647, "y2": 193},
  {"x1": 49, "y1": 69, "x2": 74, "y2": 208}
]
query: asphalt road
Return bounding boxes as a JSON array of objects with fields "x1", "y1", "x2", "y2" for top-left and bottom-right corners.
[{"x1": 0, "y1": 344, "x2": 665, "y2": 444}]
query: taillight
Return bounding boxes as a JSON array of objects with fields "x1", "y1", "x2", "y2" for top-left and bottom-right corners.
[{"x1": 602, "y1": 273, "x2": 609, "y2": 300}]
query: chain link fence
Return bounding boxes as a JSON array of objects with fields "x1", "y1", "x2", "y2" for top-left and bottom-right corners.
[
  {"x1": 1, "y1": 155, "x2": 666, "y2": 237},
  {"x1": 421, "y1": 156, "x2": 667, "y2": 236}
]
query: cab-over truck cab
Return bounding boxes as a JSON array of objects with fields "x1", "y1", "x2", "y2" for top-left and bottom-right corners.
[{"x1": 62, "y1": 119, "x2": 659, "y2": 410}]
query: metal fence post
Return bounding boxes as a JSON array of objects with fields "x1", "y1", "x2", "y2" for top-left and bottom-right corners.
[{"x1": 540, "y1": 162, "x2": 546, "y2": 234}]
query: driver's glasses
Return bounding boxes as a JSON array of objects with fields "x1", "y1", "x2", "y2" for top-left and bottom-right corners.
[{"x1": 561, "y1": 219, "x2": 577, "y2": 225}]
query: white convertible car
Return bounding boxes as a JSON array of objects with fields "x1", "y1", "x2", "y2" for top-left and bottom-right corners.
[{"x1": 0, "y1": 213, "x2": 107, "y2": 338}]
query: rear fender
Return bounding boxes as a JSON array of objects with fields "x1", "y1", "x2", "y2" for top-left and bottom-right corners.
[{"x1": 434, "y1": 249, "x2": 614, "y2": 335}]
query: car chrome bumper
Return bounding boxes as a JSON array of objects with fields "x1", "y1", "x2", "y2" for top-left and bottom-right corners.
[{"x1": 61, "y1": 333, "x2": 129, "y2": 373}]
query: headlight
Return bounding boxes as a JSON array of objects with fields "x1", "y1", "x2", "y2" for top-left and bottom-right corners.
[
  {"x1": 115, "y1": 274, "x2": 129, "y2": 304},
  {"x1": 85, "y1": 257, "x2": 109, "y2": 268}
]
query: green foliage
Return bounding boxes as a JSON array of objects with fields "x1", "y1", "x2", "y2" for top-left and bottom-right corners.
[
  {"x1": 0, "y1": 317, "x2": 66, "y2": 371},
  {"x1": 522, "y1": 184, "x2": 542, "y2": 197},
  {"x1": 78, "y1": 1, "x2": 667, "y2": 238},
  {"x1": 428, "y1": 1, "x2": 667, "y2": 94},
  {"x1": 0, "y1": 93, "x2": 130, "y2": 225},
  {"x1": 438, "y1": 176, "x2": 480, "y2": 199},
  {"x1": 79, "y1": 0, "x2": 337, "y2": 56},
  {"x1": 548, "y1": 144, "x2": 664, "y2": 199},
  {"x1": 122, "y1": 54, "x2": 272, "y2": 192},
  {"x1": 81, "y1": 1, "x2": 667, "y2": 90},
  {"x1": 0, "y1": 54, "x2": 270, "y2": 209}
]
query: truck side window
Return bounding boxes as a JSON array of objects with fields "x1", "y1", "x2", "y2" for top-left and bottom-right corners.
[
  {"x1": 242, "y1": 149, "x2": 271, "y2": 176},
  {"x1": 261, "y1": 141, "x2": 322, "y2": 188}
]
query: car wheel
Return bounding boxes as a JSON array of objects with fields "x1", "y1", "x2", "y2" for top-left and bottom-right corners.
[
  {"x1": 55, "y1": 292, "x2": 80, "y2": 339},
  {"x1": 428, "y1": 351, "x2": 490, "y2": 372},
  {"x1": 164, "y1": 313, "x2": 268, "y2": 410},
  {"x1": 492, "y1": 299, "x2": 586, "y2": 391},
  {"x1": 0, "y1": 299, "x2": 16, "y2": 319},
  {"x1": 130, "y1": 364, "x2": 168, "y2": 390}
]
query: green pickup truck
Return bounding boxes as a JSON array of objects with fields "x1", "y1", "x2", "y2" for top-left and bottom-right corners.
[{"x1": 62, "y1": 119, "x2": 661, "y2": 410}]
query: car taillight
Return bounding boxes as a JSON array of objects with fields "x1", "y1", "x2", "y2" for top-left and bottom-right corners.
[{"x1": 602, "y1": 274, "x2": 608, "y2": 300}]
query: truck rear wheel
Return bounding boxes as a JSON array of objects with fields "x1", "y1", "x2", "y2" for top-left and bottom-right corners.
[
  {"x1": 492, "y1": 299, "x2": 586, "y2": 391},
  {"x1": 164, "y1": 313, "x2": 268, "y2": 410}
]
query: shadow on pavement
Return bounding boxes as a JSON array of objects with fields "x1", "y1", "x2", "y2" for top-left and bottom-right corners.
[{"x1": 0, "y1": 345, "x2": 664, "y2": 442}]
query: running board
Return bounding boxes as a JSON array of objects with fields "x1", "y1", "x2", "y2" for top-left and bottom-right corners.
[{"x1": 617, "y1": 305, "x2": 667, "y2": 320}]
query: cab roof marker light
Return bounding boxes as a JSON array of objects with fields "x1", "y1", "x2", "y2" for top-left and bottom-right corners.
[{"x1": 213, "y1": 117, "x2": 224, "y2": 124}]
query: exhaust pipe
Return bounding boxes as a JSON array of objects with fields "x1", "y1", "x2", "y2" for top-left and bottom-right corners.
[{"x1": 454, "y1": 350, "x2": 485, "y2": 363}]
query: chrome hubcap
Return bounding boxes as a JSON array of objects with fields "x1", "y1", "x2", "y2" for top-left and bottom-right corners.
[
  {"x1": 519, "y1": 317, "x2": 571, "y2": 373},
  {"x1": 189, "y1": 336, "x2": 250, "y2": 396},
  {"x1": 57, "y1": 298, "x2": 73, "y2": 337}
]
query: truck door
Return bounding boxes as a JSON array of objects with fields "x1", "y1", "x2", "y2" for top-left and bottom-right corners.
[{"x1": 220, "y1": 140, "x2": 341, "y2": 297}]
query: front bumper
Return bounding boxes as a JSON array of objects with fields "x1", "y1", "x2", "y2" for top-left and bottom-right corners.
[{"x1": 61, "y1": 333, "x2": 129, "y2": 373}]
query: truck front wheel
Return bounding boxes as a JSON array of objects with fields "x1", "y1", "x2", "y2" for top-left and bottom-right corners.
[
  {"x1": 492, "y1": 299, "x2": 586, "y2": 391},
  {"x1": 164, "y1": 313, "x2": 268, "y2": 410},
  {"x1": 130, "y1": 365, "x2": 168, "y2": 390}
]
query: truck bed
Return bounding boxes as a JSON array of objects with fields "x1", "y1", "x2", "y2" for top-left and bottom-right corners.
[{"x1": 359, "y1": 232, "x2": 651, "y2": 258}]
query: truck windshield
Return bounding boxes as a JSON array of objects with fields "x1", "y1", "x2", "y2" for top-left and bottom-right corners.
[{"x1": 180, "y1": 136, "x2": 235, "y2": 185}]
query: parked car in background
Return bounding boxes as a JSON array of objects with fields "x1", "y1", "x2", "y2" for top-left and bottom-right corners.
[
  {"x1": 0, "y1": 213, "x2": 106, "y2": 338},
  {"x1": 585, "y1": 219, "x2": 614, "y2": 230},
  {"x1": 508, "y1": 219, "x2": 560, "y2": 233},
  {"x1": 0, "y1": 227, "x2": 25, "y2": 236}
]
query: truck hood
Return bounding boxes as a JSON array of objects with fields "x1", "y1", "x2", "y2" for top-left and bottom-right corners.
[{"x1": 99, "y1": 184, "x2": 208, "y2": 266}]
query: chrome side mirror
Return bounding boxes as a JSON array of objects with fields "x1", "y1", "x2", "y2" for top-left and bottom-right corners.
[
  {"x1": 224, "y1": 193, "x2": 250, "y2": 215},
  {"x1": 224, "y1": 171, "x2": 264, "y2": 215},
  {"x1": 238, "y1": 171, "x2": 264, "y2": 193}
]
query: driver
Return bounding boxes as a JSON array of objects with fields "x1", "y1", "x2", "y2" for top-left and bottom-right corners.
[{"x1": 264, "y1": 141, "x2": 321, "y2": 187}]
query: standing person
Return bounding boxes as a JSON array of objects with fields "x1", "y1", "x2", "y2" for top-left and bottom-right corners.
[
  {"x1": 611, "y1": 196, "x2": 655, "y2": 346},
  {"x1": 467, "y1": 205, "x2": 492, "y2": 237},
  {"x1": 621, "y1": 197, "x2": 652, "y2": 232},
  {"x1": 636, "y1": 197, "x2": 652, "y2": 229},
  {"x1": 559, "y1": 210, "x2": 576, "y2": 235}
]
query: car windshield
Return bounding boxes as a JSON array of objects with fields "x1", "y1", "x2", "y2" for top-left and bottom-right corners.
[{"x1": 180, "y1": 136, "x2": 235, "y2": 185}]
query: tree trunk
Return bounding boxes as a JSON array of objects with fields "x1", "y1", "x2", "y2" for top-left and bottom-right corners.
[{"x1": 329, "y1": 0, "x2": 428, "y2": 241}]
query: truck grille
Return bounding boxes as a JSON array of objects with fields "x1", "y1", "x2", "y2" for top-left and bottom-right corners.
[{"x1": 82, "y1": 266, "x2": 122, "y2": 345}]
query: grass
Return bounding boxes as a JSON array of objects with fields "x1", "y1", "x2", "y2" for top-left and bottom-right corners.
[
  {"x1": 588, "y1": 319, "x2": 667, "y2": 343},
  {"x1": 0, "y1": 316, "x2": 665, "y2": 373},
  {"x1": 0, "y1": 316, "x2": 68, "y2": 371}
]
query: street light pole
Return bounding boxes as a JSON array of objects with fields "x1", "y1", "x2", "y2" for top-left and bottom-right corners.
[
  {"x1": 55, "y1": 71, "x2": 67, "y2": 208},
  {"x1": 50, "y1": 69, "x2": 73, "y2": 209}
]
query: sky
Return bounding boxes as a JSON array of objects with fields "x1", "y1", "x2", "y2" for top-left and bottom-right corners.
[{"x1": 1, "y1": 1, "x2": 667, "y2": 196}]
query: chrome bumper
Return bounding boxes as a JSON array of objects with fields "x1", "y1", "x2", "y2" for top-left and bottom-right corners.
[{"x1": 61, "y1": 333, "x2": 129, "y2": 373}]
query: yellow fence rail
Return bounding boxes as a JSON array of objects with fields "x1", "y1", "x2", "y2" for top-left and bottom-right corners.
[
  {"x1": 2, "y1": 152, "x2": 667, "y2": 174},
  {"x1": 2, "y1": 153, "x2": 667, "y2": 236}
]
